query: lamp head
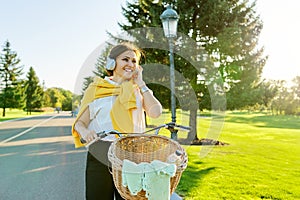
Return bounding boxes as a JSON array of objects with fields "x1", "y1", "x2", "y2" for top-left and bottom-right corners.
[{"x1": 160, "y1": 5, "x2": 179, "y2": 38}]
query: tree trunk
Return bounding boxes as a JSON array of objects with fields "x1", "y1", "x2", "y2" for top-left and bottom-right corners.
[
  {"x1": 2, "y1": 107, "x2": 5, "y2": 117},
  {"x1": 187, "y1": 107, "x2": 198, "y2": 142}
]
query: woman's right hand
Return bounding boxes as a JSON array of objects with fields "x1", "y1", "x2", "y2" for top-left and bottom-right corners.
[
  {"x1": 82, "y1": 130, "x2": 97, "y2": 143},
  {"x1": 74, "y1": 107, "x2": 98, "y2": 144},
  {"x1": 132, "y1": 65, "x2": 145, "y2": 87}
]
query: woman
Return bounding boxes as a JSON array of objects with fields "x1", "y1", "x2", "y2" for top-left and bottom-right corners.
[{"x1": 72, "y1": 42, "x2": 162, "y2": 200}]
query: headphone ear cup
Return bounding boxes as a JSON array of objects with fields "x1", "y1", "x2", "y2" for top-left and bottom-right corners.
[{"x1": 105, "y1": 57, "x2": 116, "y2": 70}]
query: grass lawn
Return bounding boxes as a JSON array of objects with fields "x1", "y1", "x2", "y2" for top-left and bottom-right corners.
[
  {"x1": 2, "y1": 109, "x2": 299, "y2": 199},
  {"x1": 162, "y1": 111, "x2": 300, "y2": 200},
  {"x1": 0, "y1": 108, "x2": 53, "y2": 122}
]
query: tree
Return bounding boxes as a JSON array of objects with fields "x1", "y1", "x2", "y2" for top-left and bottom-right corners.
[
  {"x1": 257, "y1": 79, "x2": 278, "y2": 110},
  {"x1": 270, "y1": 80, "x2": 288, "y2": 115},
  {"x1": 279, "y1": 76, "x2": 300, "y2": 115},
  {"x1": 291, "y1": 76, "x2": 300, "y2": 115},
  {"x1": 44, "y1": 88, "x2": 64, "y2": 109},
  {"x1": 118, "y1": 0, "x2": 266, "y2": 141},
  {"x1": 24, "y1": 67, "x2": 44, "y2": 114},
  {"x1": 292, "y1": 76, "x2": 300, "y2": 100},
  {"x1": 0, "y1": 41, "x2": 24, "y2": 117},
  {"x1": 43, "y1": 87, "x2": 73, "y2": 111},
  {"x1": 60, "y1": 88, "x2": 73, "y2": 111}
]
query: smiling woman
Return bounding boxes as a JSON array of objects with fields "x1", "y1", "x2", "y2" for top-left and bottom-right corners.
[
  {"x1": 72, "y1": 42, "x2": 163, "y2": 200},
  {"x1": 105, "y1": 43, "x2": 142, "y2": 81}
]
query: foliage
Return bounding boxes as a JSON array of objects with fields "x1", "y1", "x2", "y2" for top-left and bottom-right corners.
[
  {"x1": 257, "y1": 79, "x2": 278, "y2": 107},
  {"x1": 43, "y1": 87, "x2": 73, "y2": 111},
  {"x1": 116, "y1": 0, "x2": 265, "y2": 140},
  {"x1": 269, "y1": 79, "x2": 300, "y2": 115},
  {"x1": 0, "y1": 41, "x2": 24, "y2": 117},
  {"x1": 24, "y1": 66, "x2": 44, "y2": 114},
  {"x1": 0, "y1": 40, "x2": 80, "y2": 113},
  {"x1": 60, "y1": 88, "x2": 73, "y2": 111},
  {"x1": 292, "y1": 76, "x2": 300, "y2": 98}
]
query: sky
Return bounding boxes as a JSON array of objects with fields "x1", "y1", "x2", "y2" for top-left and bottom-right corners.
[
  {"x1": 256, "y1": 0, "x2": 300, "y2": 84},
  {"x1": 0, "y1": 0, "x2": 299, "y2": 94}
]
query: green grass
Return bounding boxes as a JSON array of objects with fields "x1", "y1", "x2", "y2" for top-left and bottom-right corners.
[
  {"x1": 165, "y1": 111, "x2": 300, "y2": 200},
  {"x1": 0, "y1": 108, "x2": 51, "y2": 122},
  {"x1": 2, "y1": 109, "x2": 299, "y2": 199}
]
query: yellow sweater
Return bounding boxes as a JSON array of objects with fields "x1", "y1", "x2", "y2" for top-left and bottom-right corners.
[{"x1": 71, "y1": 77, "x2": 137, "y2": 148}]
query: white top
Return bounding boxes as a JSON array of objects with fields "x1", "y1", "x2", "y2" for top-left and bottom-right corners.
[{"x1": 87, "y1": 77, "x2": 146, "y2": 141}]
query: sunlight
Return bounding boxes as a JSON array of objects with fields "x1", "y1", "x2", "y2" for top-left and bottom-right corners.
[
  {"x1": 256, "y1": 0, "x2": 300, "y2": 81},
  {"x1": 22, "y1": 165, "x2": 54, "y2": 174},
  {"x1": 26, "y1": 150, "x2": 58, "y2": 156},
  {"x1": 0, "y1": 152, "x2": 17, "y2": 157},
  {"x1": 0, "y1": 136, "x2": 74, "y2": 147}
]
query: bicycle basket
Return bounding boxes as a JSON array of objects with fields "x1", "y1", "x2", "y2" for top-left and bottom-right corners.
[{"x1": 107, "y1": 134, "x2": 188, "y2": 199}]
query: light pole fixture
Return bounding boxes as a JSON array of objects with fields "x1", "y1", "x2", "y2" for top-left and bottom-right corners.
[
  {"x1": 160, "y1": 5, "x2": 179, "y2": 38},
  {"x1": 160, "y1": 5, "x2": 179, "y2": 140}
]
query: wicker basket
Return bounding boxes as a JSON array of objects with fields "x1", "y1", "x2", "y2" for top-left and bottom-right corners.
[{"x1": 107, "y1": 134, "x2": 188, "y2": 200}]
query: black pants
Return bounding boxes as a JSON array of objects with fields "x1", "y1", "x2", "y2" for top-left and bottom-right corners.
[{"x1": 86, "y1": 140, "x2": 124, "y2": 200}]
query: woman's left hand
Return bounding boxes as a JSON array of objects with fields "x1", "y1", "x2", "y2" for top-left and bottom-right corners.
[{"x1": 133, "y1": 65, "x2": 145, "y2": 87}]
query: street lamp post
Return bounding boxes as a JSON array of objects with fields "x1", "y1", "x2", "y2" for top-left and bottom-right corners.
[{"x1": 160, "y1": 5, "x2": 179, "y2": 140}]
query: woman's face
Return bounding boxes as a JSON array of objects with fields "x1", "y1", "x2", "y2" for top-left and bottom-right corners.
[{"x1": 113, "y1": 50, "x2": 138, "y2": 83}]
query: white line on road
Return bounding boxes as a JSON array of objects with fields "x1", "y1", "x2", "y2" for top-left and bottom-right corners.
[{"x1": 0, "y1": 115, "x2": 57, "y2": 145}]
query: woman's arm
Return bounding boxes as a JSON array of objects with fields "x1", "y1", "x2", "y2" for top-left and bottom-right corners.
[
  {"x1": 140, "y1": 86, "x2": 162, "y2": 118},
  {"x1": 133, "y1": 66, "x2": 162, "y2": 118},
  {"x1": 74, "y1": 107, "x2": 97, "y2": 143}
]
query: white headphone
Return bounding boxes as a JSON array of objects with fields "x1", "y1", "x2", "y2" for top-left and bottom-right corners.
[{"x1": 105, "y1": 57, "x2": 116, "y2": 70}]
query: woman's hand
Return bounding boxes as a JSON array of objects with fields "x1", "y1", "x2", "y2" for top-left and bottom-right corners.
[
  {"x1": 74, "y1": 108, "x2": 97, "y2": 144},
  {"x1": 130, "y1": 65, "x2": 162, "y2": 118},
  {"x1": 82, "y1": 130, "x2": 97, "y2": 143},
  {"x1": 132, "y1": 65, "x2": 146, "y2": 87}
]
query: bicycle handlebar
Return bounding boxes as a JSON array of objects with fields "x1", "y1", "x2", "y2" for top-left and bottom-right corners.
[
  {"x1": 80, "y1": 130, "x2": 121, "y2": 144},
  {"x1": 80, "y1": 122, "x2": 191, "y2": 147}
]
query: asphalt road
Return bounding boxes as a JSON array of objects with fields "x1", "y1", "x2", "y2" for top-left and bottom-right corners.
[
  {"x1": 0, "y1": 113, "x2": 182, "y2": 200},
  {"x1": 0, "y1": 113, "x2": 86, "y2": 200}
]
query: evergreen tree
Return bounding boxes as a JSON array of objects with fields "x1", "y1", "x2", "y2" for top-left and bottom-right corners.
[
  {"x1": 24, "y1": 67, "x2": 44, "y2": 114},
  {"x1": 118, "y1": 0, "x2": 266, "y2": 141},
  {"x1": 0, "y1": 41, "x2": 24, "y2": 117}
]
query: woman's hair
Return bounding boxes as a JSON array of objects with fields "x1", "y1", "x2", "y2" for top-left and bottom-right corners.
[{"x1": 106, "y1": 42, "x2": 143, "y2": 76}]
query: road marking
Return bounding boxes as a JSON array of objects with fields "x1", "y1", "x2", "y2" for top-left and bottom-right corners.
[{"x1": 0, "y1": 115, "x2": 57, "y2": 145}]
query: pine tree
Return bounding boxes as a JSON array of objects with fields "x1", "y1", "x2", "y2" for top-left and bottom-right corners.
[
  {"x1": 118, "y1": 0, "x2": 266, "y2": 142},
  {"x1": 24, "y1": 67, "x2": 44, "y2": 114},
  {"x1": 0, "y1": 41, "x2": 23, "y2": 117}
]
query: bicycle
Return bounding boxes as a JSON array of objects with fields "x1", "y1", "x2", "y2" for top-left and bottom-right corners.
[{"x1": 81, "y1": 123, "x2": 190, "y2": 200}]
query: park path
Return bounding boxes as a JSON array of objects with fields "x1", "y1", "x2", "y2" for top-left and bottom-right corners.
[
  {"x1": 0, "y1": 113, "x2": 86, "y2": 200},
  {"x1": 0, "y1": 113, "x2": 182, "y2": 200}
]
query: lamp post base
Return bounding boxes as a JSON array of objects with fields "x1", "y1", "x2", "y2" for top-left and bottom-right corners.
[{"x1": 170, "y1": 128, "x2": 178, "y2": 140}]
